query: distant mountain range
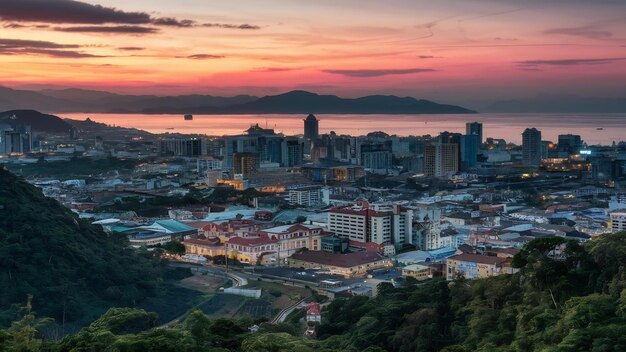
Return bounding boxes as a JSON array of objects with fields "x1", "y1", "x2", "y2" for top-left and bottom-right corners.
[{"x1": 0, "y1": 86, "x2": 475, "y2": 114}]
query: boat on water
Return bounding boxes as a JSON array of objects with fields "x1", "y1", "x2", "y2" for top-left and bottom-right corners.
[
  {"x1": 184, "y1": 114, "x2": 193, "y2": 121},
  {"x1": 597, "y1": 127, "x2": 604, "y2": 130}
]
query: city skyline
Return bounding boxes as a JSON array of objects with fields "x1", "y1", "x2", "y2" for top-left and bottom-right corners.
[{"x1": 1, "y1": 0, "x2": 626, "y2": 107}]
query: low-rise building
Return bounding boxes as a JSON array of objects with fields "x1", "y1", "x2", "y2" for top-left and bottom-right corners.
[
  {"x1": 446, "y1": 253, "x2": 511, "y2": 280},
  {"x1": 182, "y1": 238, "x2": 225, "y2": 257},
  {"x1": 226, "y1": 223, "x2": 330, "y2": 264},
  {"x1": 201, "y1": 219, "x2": 268, "y2": 241},
  {"x1": 306, "y1": 302, "x2": 322, "y2": 323},
  {"x1": 288, "y1": 186, "x2": 329, "y2": 207},
  {"x1": 226, "y1": 236, "x2": 278, "y2": 264},
  {"x1": 610, "y1": 212, "x2": 626, "y2": 233},
  {"x1": 128, "y1": 232, "x2": 172, "y2": 248},
  {"x1": 287, "y1": 250, "x2": 392, "y2": 277},
  {"x1": 401, "y1": 264, "x2": 431, "y2": 281}
]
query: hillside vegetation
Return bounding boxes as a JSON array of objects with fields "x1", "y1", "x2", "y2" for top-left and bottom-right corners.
[{"x1": 0, "y1": 168, "x2": 168, "y2": 329}]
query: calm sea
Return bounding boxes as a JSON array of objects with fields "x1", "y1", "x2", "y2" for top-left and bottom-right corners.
[{"x1": 61, "y1": 113, "x2": 626, "y2": 145}]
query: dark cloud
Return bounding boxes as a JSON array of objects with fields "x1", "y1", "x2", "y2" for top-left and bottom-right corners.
[
  {"x1": 0, "y1": 38, "x2": 79, "y2": 49},
  {"x1": 0, "y1": 0, "x2": 260, "y2": 33},
  {"x1": 152, "y1": 17, "x2": 195, "y2": 27},
  {"x1": 417, "y1": 55, "x2": 442, "y2": 59},
  {"x1": 544, "y1": 26, "x2": 613, "y2": 40},
  {"x1": 518, "y1": 57, "x2": 626, "y2": 67},
  {"x1": 3, "y1": 23, "x2": 25, "y2": 28},
  {"x1": 323, "y1": 68, "x2": 435, "y2": 77},
  {"x1": 55, "y1": 25, "x2": 158, "y2": 34},
  {"x1": 0, "y1": 37, "x2": 101, "y2": 58},
  {"x1": 21, "y1": 48, "x2": 102, "y2": 58},
  {"x1": 118, "y1": 46, "x2": 145, "y2": 51},
  {"x1": 2, "y1": 23, "x2": 49, "y2": 29},
  {"x1": 0, "y1": 0, "x2": 152, "y2": 24},
  {"x1": 202, "y1": 23, "x2": 260, "y2": 30},
  {"x1": 186, "y1": 54, "x2": 225, "y2": 60}
]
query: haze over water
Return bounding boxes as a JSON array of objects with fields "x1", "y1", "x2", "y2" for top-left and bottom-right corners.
[{"x1": 63, "y1": 113, "x2": 626, "y2": 145}]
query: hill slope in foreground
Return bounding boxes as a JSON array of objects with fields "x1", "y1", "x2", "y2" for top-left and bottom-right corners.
[{"x1": 0, "y1": 168, "x2": 167, "y2": 328}]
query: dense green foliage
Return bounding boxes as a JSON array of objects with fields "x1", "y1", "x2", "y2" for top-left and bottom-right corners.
[{"x1": 0, "y1": 169, "x2": 168, "y2": 329}]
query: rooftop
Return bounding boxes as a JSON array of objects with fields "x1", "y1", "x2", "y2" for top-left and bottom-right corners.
[
  {"x1": 290, "y1": 250, "x2": 386, "y2": 268},
  {"x1": 228, "y1": 236, "x2": 277, "y2": 246},
  {"x1": 448, "y1": 253, "x2": 508, "y2": 266},
  {"x1": 153, "y1": 219, "x2": 196, "y2": 233},
  {"x1": 330, "y1": 207, "x2": 392, "y2": 217},
  {"x1": 184, "y1": 238, "x2": 222, "y2": 247},
  {"x1": 262, "y1": 223, "x2": 322, "y2": 234},
  {"x1": 402, "y1": 264, "x2": 431, "y2": 272}
]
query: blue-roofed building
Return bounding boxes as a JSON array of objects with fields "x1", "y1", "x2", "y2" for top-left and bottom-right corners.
[
  {"x1": 139, "y1": 219, "x2": 197, "y2": 241},
  {"x1": 103, "y1": 219, "x2": 197, "y2": 243},
  {"x1": 394, "y1": 247, "x2": 457, "y2": 266}
]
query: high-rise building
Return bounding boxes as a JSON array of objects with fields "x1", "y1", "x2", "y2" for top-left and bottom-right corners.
[
  {"x1": 223, "y1": 124, "x2": 294, "y2": 170},
  {"x1": 438, "y1": 131, "x2": 462, "y2": 145},
  {"x1": 541, "y1": 141, "x2": 558, "y2": 159},
  {"x1": 233, "y1": 152, "x2": 259, "y2": 179},
  {"x1": 424, "y1": 143, "x2": 459, "y2": 177},
  {"x1": 460, "y1": 134, "x2": 479, "y2": 169},
  {"x1": 0, "y1": 124, "x2": 32, "y2": 155},
  {"x1": 558, "y1": 134, "x2": 582, "y2": 155},
  {"x1": 328, "y1": 204, "x2": 413, "y2": 247},
  {"x1": 282, "y1": 138, "x2": 304, "y2": 167},
  {"x1": 359, "y1": 141, "x2": 392, "y2": 172},
  {"x1": 522, "y1": 128, "x2": 542, "y2": 166},
  {"x1": 159, "y1": 138, "x2": 205, "y2": 157},
  {"x1": 466, "y1": 122, "x2": 483, "y2": 144},
  {"x1": 303, "y1": 114, "x2": 319, "y2": 140}
]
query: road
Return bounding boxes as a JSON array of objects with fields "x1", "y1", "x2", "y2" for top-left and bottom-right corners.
[{"x1": 271, "y1": 296, "x2": 309, "y2": 324}]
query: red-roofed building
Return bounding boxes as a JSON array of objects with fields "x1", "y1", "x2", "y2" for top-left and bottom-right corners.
[
  {"x1": 202, "y1": 219, "x2": 270, "y2": 241},
  {"x1": 226, "y1": 224, "x2": 330, "y2": 264},
  {"x1": 306, "y1": 302, "x2": 321, "y2": 323}
]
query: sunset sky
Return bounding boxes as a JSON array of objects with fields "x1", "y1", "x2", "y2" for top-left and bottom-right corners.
[{"x1": 1, "y1": 0, "x2": 625, "y2": 105}]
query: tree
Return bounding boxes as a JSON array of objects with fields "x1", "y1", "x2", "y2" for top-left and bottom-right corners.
[
  {"x1": 4, "y1": 296, "x2": 52, "y2": 352},
  {"x1": 161, "y1": 241, "x2": 186, "y2": 255}
]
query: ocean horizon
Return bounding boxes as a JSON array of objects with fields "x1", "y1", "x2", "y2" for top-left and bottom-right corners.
[{"x1": 61, "y1": 112, "x2": 626, "y2": 145}]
